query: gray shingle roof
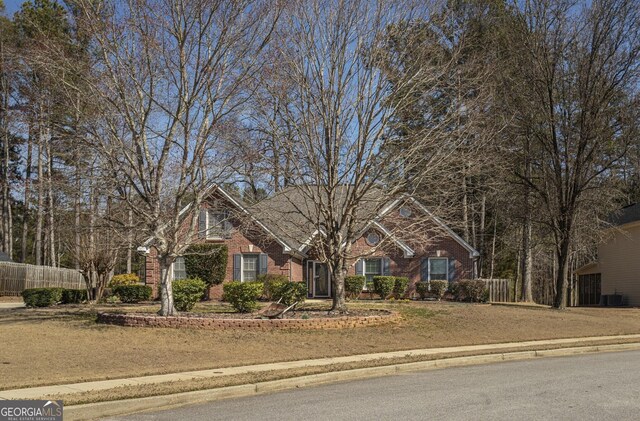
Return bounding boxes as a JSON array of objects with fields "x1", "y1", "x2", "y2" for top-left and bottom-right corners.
[
  {"x1": 248, "y1": 185, "x2": 385, "y2": 251},
  {"x1": 609, "y1": 203, "x2": 640, "y2": 226}
]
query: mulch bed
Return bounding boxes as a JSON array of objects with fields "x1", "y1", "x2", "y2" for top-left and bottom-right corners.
[{"x1": 127, "y1": 308, "x2": 391, "y2": 320}]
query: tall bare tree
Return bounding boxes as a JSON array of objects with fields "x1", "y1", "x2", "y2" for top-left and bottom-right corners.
[
  {"x1": 75, "y1": 0, "x2": 281, "y2": 315},
  {"x1": 260, "y1": 0, "x2": 491, "y2": 312},
  {"x1": 504, "y1": 0, "x2": 640, "y2": 308}
]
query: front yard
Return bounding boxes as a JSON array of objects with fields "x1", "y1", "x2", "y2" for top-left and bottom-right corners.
[{"x1": 1, "y1": 300, "x2": 639, "y2": 391}]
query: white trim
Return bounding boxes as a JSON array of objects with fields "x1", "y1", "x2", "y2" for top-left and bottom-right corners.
[
  {"x1": 371, "y1": 221, "x2": 415, "y2": 258},
  {"x1": 362, "y1": 257, "x2": 384, "y2": 290},
  {"x1": 142, "y1": 184, "x2": 302, "y2": 258},
  {"x1": 407, "y1": 197, "x2": 480, "y2": 258},
  {"x1": 239, "y1": 253, "x2": 260, "y2": 282}
]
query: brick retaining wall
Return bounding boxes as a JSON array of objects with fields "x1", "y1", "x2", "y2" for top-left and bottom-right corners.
[{"x1": 96, "y1": 311, "x2": 398, "y2": 331}]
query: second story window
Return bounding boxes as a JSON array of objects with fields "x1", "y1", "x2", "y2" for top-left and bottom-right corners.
[{"x1": 199, "y1": 208, "x2": 231, "y2": 239}]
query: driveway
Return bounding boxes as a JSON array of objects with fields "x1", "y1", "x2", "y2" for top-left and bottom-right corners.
[{"x1": 104, "y1": 350, "x2": 640, "y2": 421}]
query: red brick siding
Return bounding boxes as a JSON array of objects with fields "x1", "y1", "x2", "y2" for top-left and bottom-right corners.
[{"x1": 144, "y1": 192, "x2": 301, "y2": 299}]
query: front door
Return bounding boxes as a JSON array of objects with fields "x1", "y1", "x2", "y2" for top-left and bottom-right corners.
[{"x1": 307, "y1": 261, "x2": 330, "y2": 298}]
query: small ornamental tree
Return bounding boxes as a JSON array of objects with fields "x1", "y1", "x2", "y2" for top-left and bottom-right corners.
[{"x1": 184, "y1": 244, "x2": 228, "y2": 299}]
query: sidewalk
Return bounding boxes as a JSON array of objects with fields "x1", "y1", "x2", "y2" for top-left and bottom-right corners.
[{"x1": 2, "y1": 333, "x2": 640, "y2": 400}]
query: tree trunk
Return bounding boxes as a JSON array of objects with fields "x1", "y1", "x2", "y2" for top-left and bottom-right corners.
[
  {"x1": 521, "y1": 214, "x2": 533, "y2": 302},
  {"x1": 553, "y1": 237, "x2": 571, "y2": 309},
  {"x1": 21, "y1": 127, "x2": 32, "y2": 263},
  {"x1": 520, "y1": 142, "x2": 533, "y2": 302},
  {"x1": 329, "y1": 263, "x2": 348, "y2": 314},
  {"x1": 35, "y1": 120, "x2": 44, "y2": 265},
  {"x1": 46, "y1": 133, "x2": 55, "y2": 267},
  {"x1": 158, "y1": 256, "x2": 178, "y2": 316},
  {"x1": 462, "y1": 176, "x2": 469, "y2": 242},
  {"x1": 126, "y1": 209, "x2": 133, "y2": 273}
]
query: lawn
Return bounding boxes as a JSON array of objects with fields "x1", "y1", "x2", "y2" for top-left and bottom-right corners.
[{"x1": 1, "y1": 300, "x2": 639, "y2": 391}]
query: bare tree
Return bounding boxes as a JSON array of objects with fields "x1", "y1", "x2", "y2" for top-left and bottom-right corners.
[
  {"x1": 504, "y1": 0, "x2": 640, "y2": 308},
  {"x1": 74, "y1": 0, "x2": 281, "y2": 315},
  {"x1": 258, "y1": 0, "x2": 491, "y2": 313}
]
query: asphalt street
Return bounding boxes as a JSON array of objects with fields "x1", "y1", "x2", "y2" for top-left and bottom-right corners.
[{"x1": 105, "y1": 350, "x2": 640, "y2": 421}]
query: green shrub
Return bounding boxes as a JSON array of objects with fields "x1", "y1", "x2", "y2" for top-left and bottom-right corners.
[
  {"x1": 269, "y1": 281, "x2": 306, "y2": 306},
  {"x1": 393, "y1": 277, "x2": 410, "y2": 298},
  {"x1": 184, "y1": 244, "x2": 228, "y2": 287},
  {"x1": 372, "y1": 276, "x2": 395, "y2": 300},
  {"x1": 257, "y1": 274, "x2": 290, "y2": 300},
  {"x1": 109, "y1": 273, "x2": 140, "y2": 287},
  {"x1": 61, "y1": 289, "x2": 87, "y2": 304},
  {"x1": 453, "y1": 280, "x2": 488, "y2": 302},
  {"x1": 430, "y1": 280, "x2": 448, "y2": 300},
  {"x1": 344, "y1": 276, "x2": 365, "y2": 300},
  {"x1": 113, "y1": 285, "x2": 152, "y2": 303},
  {"x1": 415, "y1": 282, "x2": 429, "y2": 300},
  {"x1": 173, "y1": 277, "x2": 207, "y2": 312},
  {"x1": 222, "y1": 281, "x2": 263, "y2": 313},
  {"x1": 22, "y1": 288, "x2": 63, "y2": 307}
]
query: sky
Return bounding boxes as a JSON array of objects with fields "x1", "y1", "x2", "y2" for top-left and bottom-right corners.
[{"x1": 3, "y1": 0, "x2": 28, "y2": 16}]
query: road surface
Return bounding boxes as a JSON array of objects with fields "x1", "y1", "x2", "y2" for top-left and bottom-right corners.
[{"x1": 105, "y1": 350, "x2": 640, "y2": 421}]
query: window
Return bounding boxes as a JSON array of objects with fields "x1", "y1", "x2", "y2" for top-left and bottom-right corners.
[
  {"x1": 364, "y1": 258, "x2": 382, "y2": 289},
  {"x1": 173, "y1": 256, "x2": 187, "y2": 280},
  {"x1": 242, "y1": 254, "x2": 259, "y2": 281},
  {"x1": 207, "y1": 210, "x2": 229, "y2": 239},
  {"x1": 366, "y1": 231, "x2": 380, "y2": 246},
  {"x1": 399, "y1": 207, "x2": 412, "y2": 218},
  {"x1": 429, "y1": 258, "x2": 448, "y2": 281}
]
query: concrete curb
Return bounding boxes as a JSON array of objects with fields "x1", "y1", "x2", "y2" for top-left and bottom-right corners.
[{"x1": 64, "y1": 342, "x2": 640, "y2": 421}]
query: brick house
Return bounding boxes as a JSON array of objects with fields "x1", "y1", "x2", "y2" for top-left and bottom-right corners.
[{"x1": 143, "y1": 185, "x2": 479, "y2": 299}]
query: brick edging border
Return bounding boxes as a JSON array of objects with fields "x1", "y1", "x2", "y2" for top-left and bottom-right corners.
[{"x1": 96, "y1": 310, "x2": 399, "y2": 330}]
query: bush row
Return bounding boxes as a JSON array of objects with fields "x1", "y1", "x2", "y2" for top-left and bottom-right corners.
[
  {"x1": 22, "y1": 287, "x2": 88, "y2": 307},
  {"x1": 223, "y1": 280, "x2": 307, "y2": 313},
  {"x1": 452, "y1": 280, "x2": 488, "y2": 302},
  {"x1": 415, "y1": 280, "x2": 448, "y2": 300},
  {"x1": 371, "y1": 276, "x2": 410, "y2": 300}
]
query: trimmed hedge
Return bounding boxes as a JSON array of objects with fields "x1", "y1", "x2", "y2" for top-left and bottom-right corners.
[
  {"x1": 415, "y1": 282, "x2": 429, "y2": 300},
  {"x1": 257, "y1": 274, "x2": 290, "y2": 300},
  {"x1": 372, "y1": 276, "x2": 395, "y2": 300},
  {"x1": 345, "y1": 276, "x2": 365, "y2": 300},
  {"x1": 113, "y1": 285, "x2": 152, "y2": 303},
  {"x1": 393, "y1": 277, "x2": 410, "y2": 299},
  {"x1": 61, "y1": 289, "x2": 87, "y2": 304},
  {"x1": 453, "y1": 280, "x2": 488, "y2": 302},
  {"x1": 430, "y1": 280, "x2": 448, "y2": 300},
  {"x1": 22, "y1": 288, "x2": 63, "y2": 307},
  {"x1": 184, "y1": 244, "x2": 228, "y2": 286},
  {"x1": 173, "y1": 277, "x2": 207, "y2": 312},
  {"x1": 223, "y1": 281, "x2": 263, "y2": 313},
  {"x1": 108, "y1": 273, "x2": 140, "y2": 287},
  {"x1": 269, "y1": 281, "x2": 306, "y2": 306}
]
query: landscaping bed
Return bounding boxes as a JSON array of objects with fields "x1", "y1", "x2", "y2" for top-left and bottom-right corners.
[
  {"x1": 96, "y1": 308, "x2": 397, "y2": 330},
  {"x1": 114, "y1": 308, "x2": 389, "y2": 319}
]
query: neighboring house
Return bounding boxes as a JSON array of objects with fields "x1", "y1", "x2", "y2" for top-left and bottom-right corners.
[
  {"x1": 575, "y1": 203, "x2": 640, "y2": 307},
  {"x1": 144, "y1": 185, "x2": 479, "y2": 299}
]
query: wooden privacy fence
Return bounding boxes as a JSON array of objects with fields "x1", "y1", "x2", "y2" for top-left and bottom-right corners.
[
  {"x1": 0, "y1": 262, "x2": 85, "y2": 296},
  {"x1": 479, "y1": 278, "x2": 513, "y2": 302}
]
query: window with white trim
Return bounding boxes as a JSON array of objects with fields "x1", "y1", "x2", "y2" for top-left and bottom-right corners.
[
  {"x1": 242, "y1": 254, "x2": 259, "y2": 281},
  {"x1": 173, "y1": 256, "x2": 187, "y2": 280},
  {"x1": 428, "y1": 257, "x2": 448, "y2": 281},
  {"x1": 207, "y1": 209, "x2": 230, "y2": 239},
  {"x1": 364, "y1": 258, "x2": 382, "y2": 289}
]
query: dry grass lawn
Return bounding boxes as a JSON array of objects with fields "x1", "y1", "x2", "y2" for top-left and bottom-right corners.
[{"x1": 1, "y1": 300, "x2": 639, "y2": 391}]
